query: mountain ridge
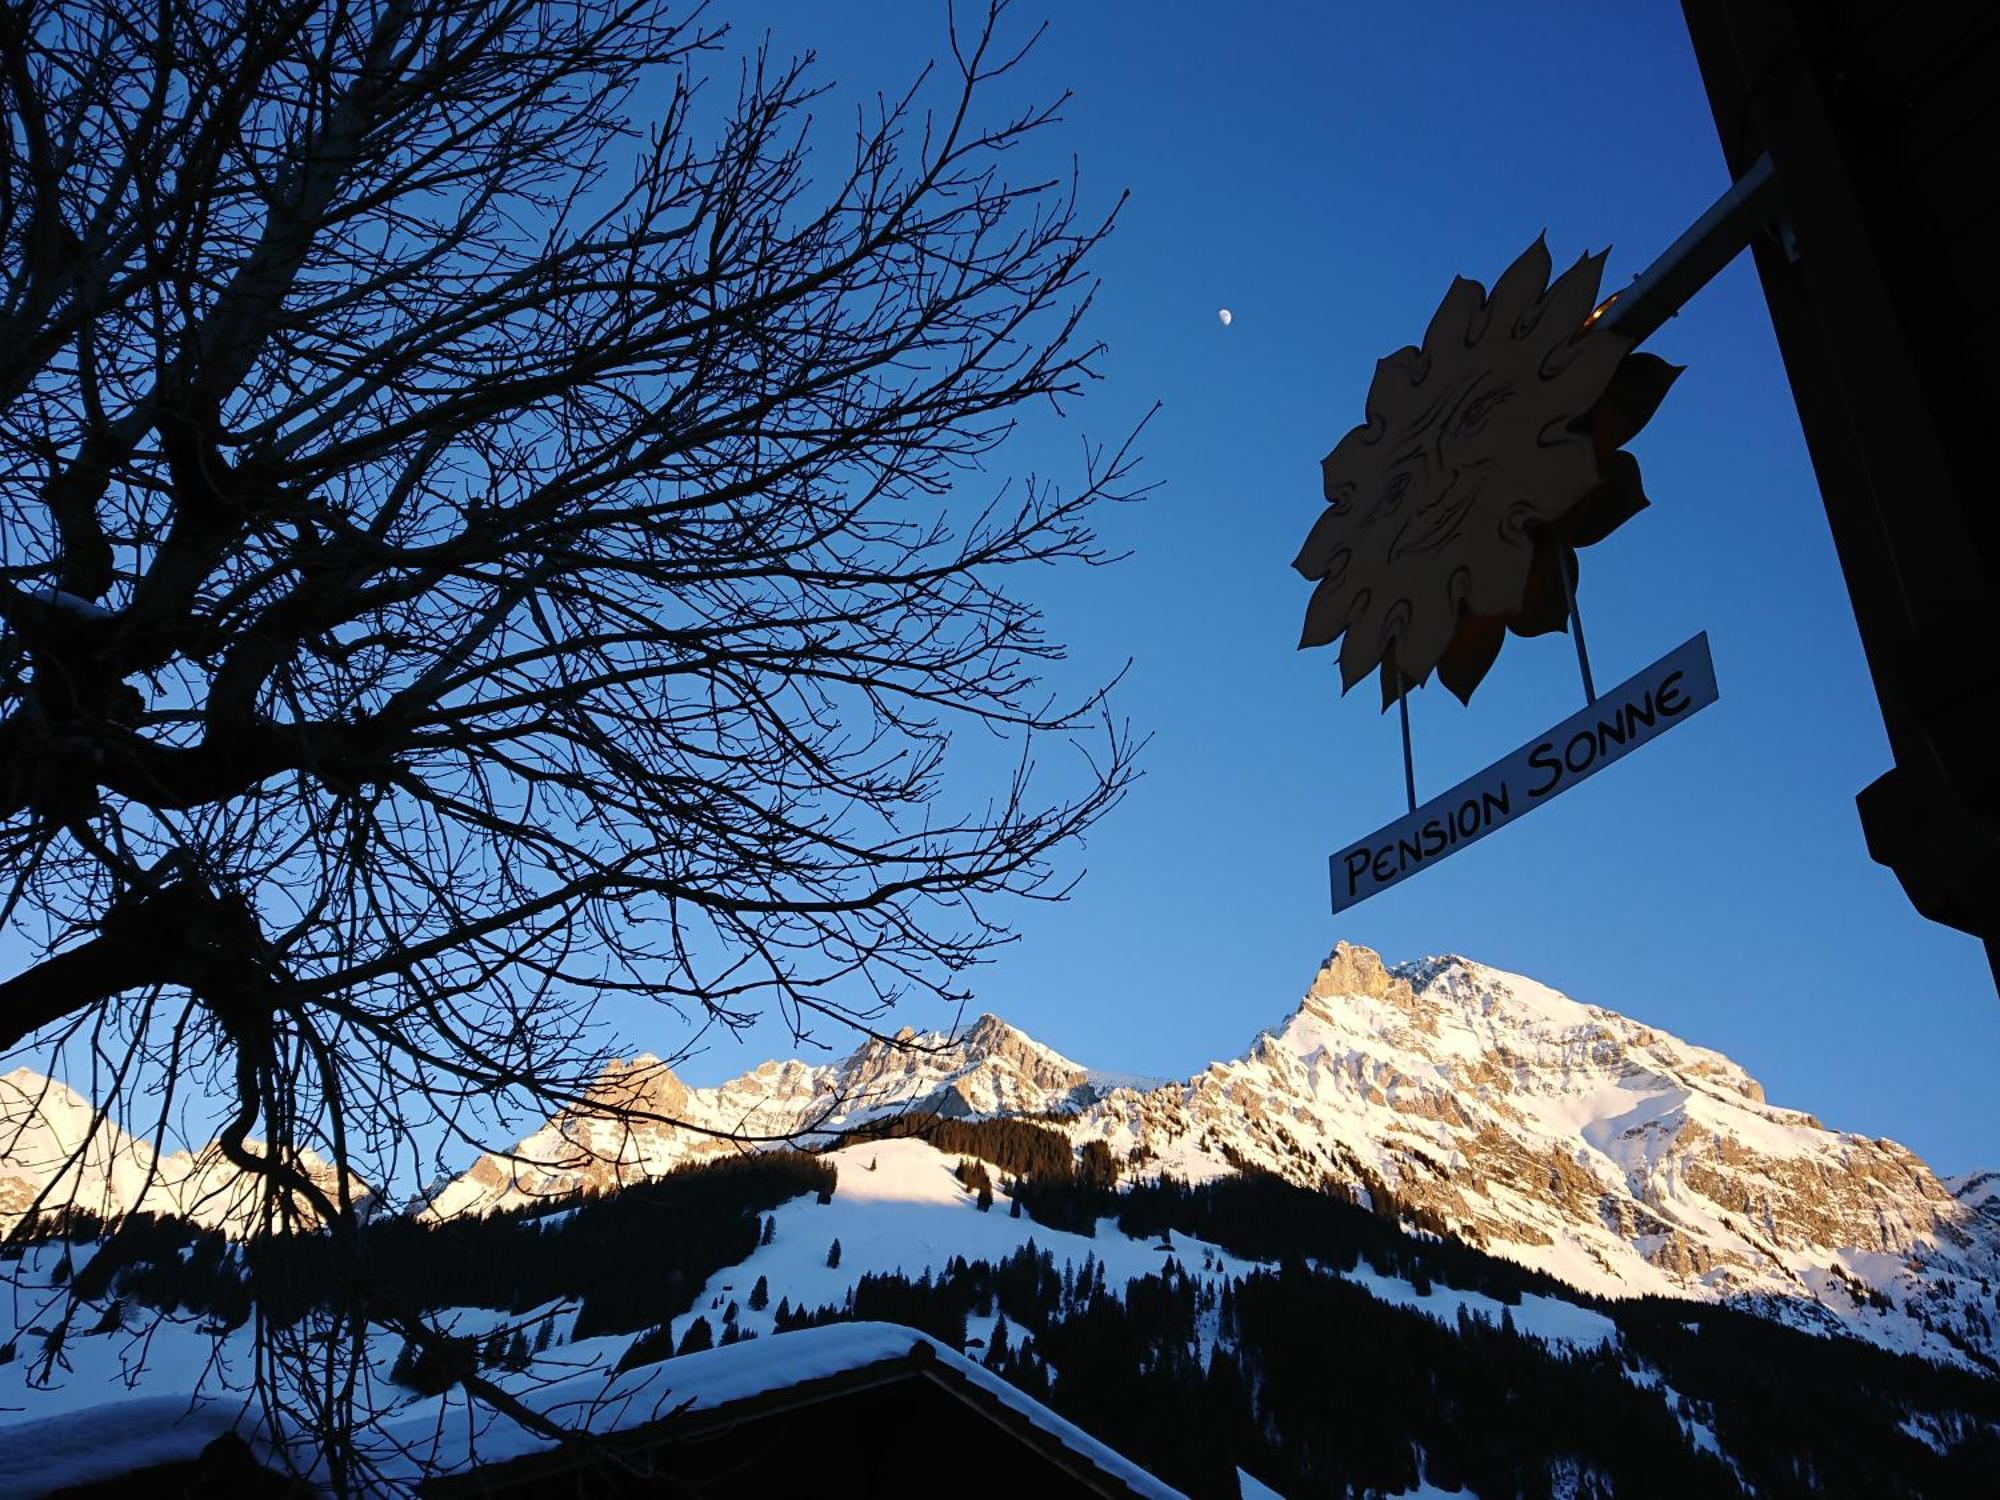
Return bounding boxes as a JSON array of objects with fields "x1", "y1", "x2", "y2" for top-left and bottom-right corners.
[{"x1": 422, "y1": 942, "x2": 1999, "y2": 1370}]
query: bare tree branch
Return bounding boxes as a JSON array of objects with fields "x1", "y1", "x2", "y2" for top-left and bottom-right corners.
[{"x1": 0, "y1": 0, "x2": 1141, "y2": 1486}]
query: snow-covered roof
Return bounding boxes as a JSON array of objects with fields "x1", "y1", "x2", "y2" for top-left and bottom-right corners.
[
  {"x1": 392, "y1": 1321, "x2": 1185, "y2": 1498},
  {"x1": 0, "y1": 1324, "x2": 1185, "y2": 1498},
  {"x1": 0, "y1": 1395, "x2": 246, "y2": 1495}
]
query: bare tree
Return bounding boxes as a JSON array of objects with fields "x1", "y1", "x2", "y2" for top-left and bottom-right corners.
[{"x1": 0, "y1": 0, "x2": 1138, "y2": 1482}]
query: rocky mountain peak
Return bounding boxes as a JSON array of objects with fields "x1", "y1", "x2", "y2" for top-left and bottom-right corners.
[
  {"x1": 958, "y1": 1011, "x2": 1085, "y2": 1075},
  {"x1": 830, "y1": 1011, "x2": 1090, "y2": 1122},
  {"x1": 1276, "y1": 941, "x2": 1443, "y2": 1053},
  {"x1": 585, "y1": 1053, "x2": 691, "y2": 1118},
  {"x1": 421, "y1": 1010, "x2": 1096, "y2": 1218},
  {"x1": 1304, "y1": 940, "x2": 1412, "y2": 1005},
  {"x1": 961, "y1": 1011, "x2": 1026, "y2": 1047}
]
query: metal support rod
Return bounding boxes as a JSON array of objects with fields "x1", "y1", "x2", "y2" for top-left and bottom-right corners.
[
  {"x1": 1561, "y1": 559, "x2": 1597, "y2": 705},
  {"x1": 1596, "y1": 152, "x2": 1779, "y2": 345},
  {"x1": 1397, "y1": 671, "x2": 1417, "y2": 813}
]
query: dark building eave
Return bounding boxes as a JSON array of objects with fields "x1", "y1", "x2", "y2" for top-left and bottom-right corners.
[{"x1": 1680, "y1": 0, "x2": 2000, "y2": 982}]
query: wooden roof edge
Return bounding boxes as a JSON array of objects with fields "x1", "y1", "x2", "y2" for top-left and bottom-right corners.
[
  {"x1": 418, "y1": 1348, "x2": 929, "y2": 1496},
  {"x1": 909, "y1": 1342, "x2": 1177, "y2": 1500},
  {"x1": 418, "y1": 1332, "x2": 1179, "y2": 1499}
]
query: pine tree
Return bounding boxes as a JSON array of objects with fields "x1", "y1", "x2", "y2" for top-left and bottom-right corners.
[
  {"x1": 532, "y1": 1317, "x2": 554, "y2": 1354},
  {"x1": 748, "y1": 1275, "x2": 770, "y2": 1312},
  {"x1": 1079, "y1": 1138, "x2": 1117, "y2": 1188},
  {"x1": 1010, "y1": 1195, "x2": 1022, "y2": 1219},
  {"x1": 678, "y1": 1316, "x2": 714, "y2": 1356},
  {"x1": 614, "y1": 1324, "x2": 676, "y2": 1373},
  {"x1": 827, "y1": 1239, "x2": 843, "y2": 1269},
  {"x1": 505, "y1": 1329, "x2": 530, "y2": 1371},
  {"x1": 988, "y1": 1312, "x2": 1010, "y2": 1365},
  {"x1": 761, "y1": 1216, "x2": 777, "y2": 1246},
  {"x1": 390, "y1": 1335, "x2": 477, "y2": 1395},
  {"x1": 724, "y1": 1300, "x2": 739, "y2": 1326}
]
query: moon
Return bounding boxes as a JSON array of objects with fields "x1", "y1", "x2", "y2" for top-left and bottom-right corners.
[{"x1": 1218, "y1": 308, "x2": 1233, "y2": 327}]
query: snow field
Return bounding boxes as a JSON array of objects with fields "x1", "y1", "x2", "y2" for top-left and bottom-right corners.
[{"x1": 667, "y1": 1138, "x2": 1264, "y2": 1354}]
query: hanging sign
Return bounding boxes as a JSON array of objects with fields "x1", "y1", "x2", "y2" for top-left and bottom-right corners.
[
  {"x1": 1330, "y1": 633, "x2": 1718, "y2": 912},
  {"x1": 1292, "y1": 238, "x2": 1682, "y2": 708}
]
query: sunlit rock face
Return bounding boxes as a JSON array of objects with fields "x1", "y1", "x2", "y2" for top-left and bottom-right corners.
[{"x1": 1069, "y1": 944, "x2": 1998, "y2": 1370}]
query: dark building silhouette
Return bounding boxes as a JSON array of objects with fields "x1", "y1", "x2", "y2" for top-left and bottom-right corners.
[
  {"x1": 420, "y1": 1323, "x2": 1180, "y2": 1499},
  {"x1": 1680, "y1": 0, "x2": 2000, "y2": 981}
]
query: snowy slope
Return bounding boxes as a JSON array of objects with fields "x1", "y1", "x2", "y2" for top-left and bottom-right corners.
[
  {"x1": 669, "y1": 1138, "x2": 1260, "y2": 1353},
  {"x1": 660, "y1": 1138, "x2": 1616, "y2": 1358},
  {"x1": 0, "y1": 1138, "x2": 1596, "y2": 1495}
]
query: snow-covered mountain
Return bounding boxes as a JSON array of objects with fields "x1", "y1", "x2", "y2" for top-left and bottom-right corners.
[
  {"x1": 0, "y1": 1015, "x2": 1090, "y2": 1233},
  {"x1": 422, "y1": 944, "x2": 2000, "y2": 1369},
  {"x1": 422, "y1": 1013, "x2": 1096, "y2": 1220},
  {"x1": 0, "y1": 1067, "x2": 354, "y2": 1236},
  {"x1": 1070, "y1": 944, "x2": 2000, "y2": 1368},
  {"x1": 7, "y1": 946, "x2": 1996, "y2": 1371},
  {"x1": 1, "y1": 1070, "x2": 156, "y2": 1229}
]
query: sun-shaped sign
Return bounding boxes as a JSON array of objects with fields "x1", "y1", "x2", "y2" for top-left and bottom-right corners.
[{"x1": 1293, "y1": 238, "x2": 1680, "y2": 706}]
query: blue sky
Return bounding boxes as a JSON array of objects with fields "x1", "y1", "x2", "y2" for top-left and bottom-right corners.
[{"x1": 668, "y1": 0, "x2": 2000, "y2": 1174}]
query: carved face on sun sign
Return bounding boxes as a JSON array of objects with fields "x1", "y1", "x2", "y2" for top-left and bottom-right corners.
[{"x1": 1294, "y1": 238, "x2": 1679, "y2": 705}]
